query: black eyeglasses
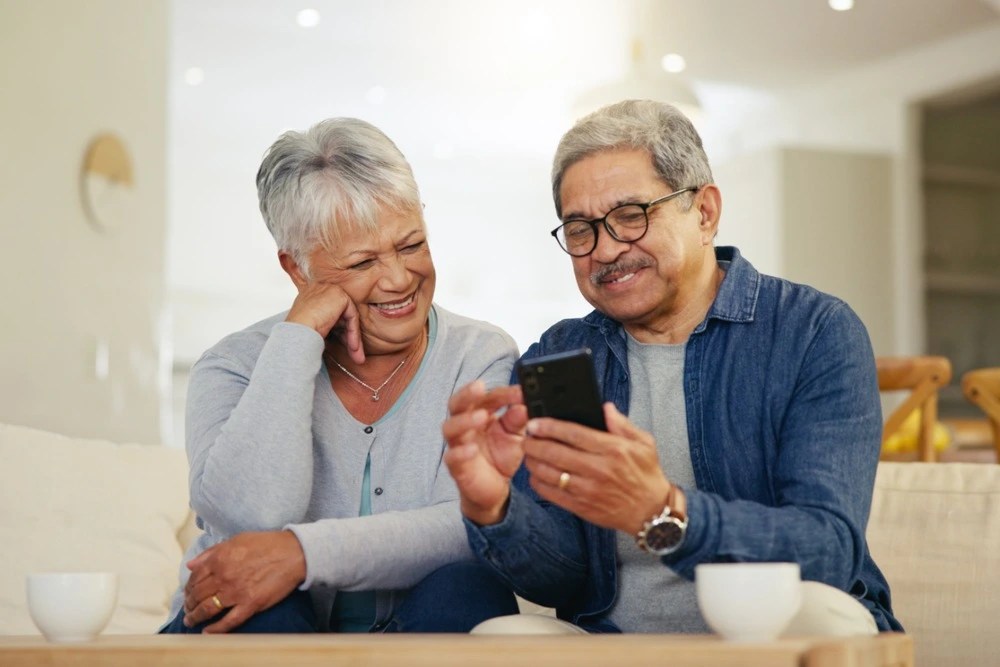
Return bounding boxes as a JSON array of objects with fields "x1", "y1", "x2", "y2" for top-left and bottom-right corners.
[{"x1": 550, "y1": 186, "x2": 699, "y2": 257}]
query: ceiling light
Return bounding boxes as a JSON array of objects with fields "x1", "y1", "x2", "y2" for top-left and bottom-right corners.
[
  {"x1": 828, "y1": 0, "x2": 854, "y2": 11},
  {"x1": 183, "y1": 67, "x2": 205, "y2": 86},
  {"x1": 661, "y1": 53, "x2": 687, "y2": 74},
  {"x1": 296, "y1": 8, "x2": 320, "y2": 28}
]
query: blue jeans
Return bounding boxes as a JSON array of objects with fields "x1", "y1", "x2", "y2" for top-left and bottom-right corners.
[{"x1": 159, "y1": 561, "x2": 518, "y2": 634}]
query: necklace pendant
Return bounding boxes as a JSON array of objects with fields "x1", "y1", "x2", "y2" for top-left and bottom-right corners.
[{"x1": 372, "y1": 391, "x2": 380, "y2": 402}]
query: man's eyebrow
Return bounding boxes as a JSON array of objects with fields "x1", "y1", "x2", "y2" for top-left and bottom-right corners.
[{"x1": 562, "y1": 197, "x2": 639, "y2": 222}]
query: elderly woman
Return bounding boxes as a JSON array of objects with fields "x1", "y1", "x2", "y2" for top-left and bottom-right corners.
[{"x1": 160, "y1": 118, "x2": 520, "y2": 634}]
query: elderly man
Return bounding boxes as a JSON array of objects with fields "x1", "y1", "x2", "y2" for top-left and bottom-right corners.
[{"x1": 443, "y1": 99, "x2": 900, "y2": 635}]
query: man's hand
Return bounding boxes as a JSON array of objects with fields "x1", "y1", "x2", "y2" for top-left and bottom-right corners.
[
  {"x1": 442, "y1": 381, "x2": 528, "y2": 526},
  {"x1": 523, "y1": 402, "x2": 676, "y2": 534},
  {"x1": 285, "y1": 282, "x2": 364, "y2": 364},
  {"x1": 183, "y1": 530, "x2": 306, "y2": 633}
]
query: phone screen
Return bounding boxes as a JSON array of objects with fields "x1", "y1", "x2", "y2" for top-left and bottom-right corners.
[{"x1": 516, "y1": 348, "x2": 607, "y2": 431}]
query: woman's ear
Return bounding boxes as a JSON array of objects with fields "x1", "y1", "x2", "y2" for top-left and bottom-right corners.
[{"x1": 278, "y1": 251, "x2": 308, "y2": 289}]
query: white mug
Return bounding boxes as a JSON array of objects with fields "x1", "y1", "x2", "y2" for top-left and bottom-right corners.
[
  {"x1": 26, "y1": 572, "x2": 118, "y2": 642},
  {"x1": 695, "y1": 562, "x2": 801, "y2": 642}
]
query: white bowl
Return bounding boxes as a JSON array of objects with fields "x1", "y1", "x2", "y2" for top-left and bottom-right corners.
[
  {"x1": 26, "y1": 572, "x2": 118, "y2": 642},
  {"x1": 695, "y1": 562, "x2": 801, "y2": 642}
]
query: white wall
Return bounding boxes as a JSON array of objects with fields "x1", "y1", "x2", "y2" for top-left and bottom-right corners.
[
  {"x1": 0, "y1": 0, "x2": 169, "y2": 444},
  {"x1": 714, "y1": 148, "x2": 893, "y2": 354},
  {"x1": 781, "y1": 148, "x2": 894, "y2": 354},
  {"x1": 712, "y1": 148, "x2": 782, "y2": 277}
]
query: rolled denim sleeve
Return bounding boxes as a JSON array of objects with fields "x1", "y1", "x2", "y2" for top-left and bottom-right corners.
[{"x1": 464, "y1": 482, "x2": 589, "y2": 609}]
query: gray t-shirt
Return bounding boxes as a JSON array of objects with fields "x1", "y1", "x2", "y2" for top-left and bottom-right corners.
[
  {"x1": 607, "y1": 333, "x2": 708, "y2": 633},
  {"x1": 167, "y1": 304, "x2": 518, "y2": 628}
]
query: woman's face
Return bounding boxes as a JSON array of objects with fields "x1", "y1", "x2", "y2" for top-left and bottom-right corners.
[{"x1": 305, "y1": 206, "x2": 435, "y2": 355}]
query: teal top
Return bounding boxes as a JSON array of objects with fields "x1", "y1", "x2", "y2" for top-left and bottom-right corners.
[
  {"x1": 330, "y1": 454, "x2": 376, "y2": 632},
  {"x1": 330, "y1": 311, "x2": 439, "y2": 632}
]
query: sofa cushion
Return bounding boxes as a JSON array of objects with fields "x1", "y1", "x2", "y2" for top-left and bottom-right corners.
[
  {"x1": 868, "y1": 462, "x2": 1000, "y2": 667},
  {"x1": 0, "y1": 422, "x2": 191, "y2": 635}
]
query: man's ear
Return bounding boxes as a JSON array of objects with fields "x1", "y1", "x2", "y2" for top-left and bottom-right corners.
[
  {"x1": 278, "y1": 251, "x2": 308, "y2": 289},
  {"x1": 696, "y1": 184, "x2": 722, "y2": 243}
]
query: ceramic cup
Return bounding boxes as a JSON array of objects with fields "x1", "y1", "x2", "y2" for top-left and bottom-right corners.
[
  {"x1": 695, "y1": 562, "x2": 801, "y2": 642},
  {"x1": 26, "y1": 572, "x2": 118, "y2": 642}
]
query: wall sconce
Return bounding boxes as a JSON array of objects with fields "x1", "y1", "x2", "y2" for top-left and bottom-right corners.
[{"x1": 80, "y1": 133, "x2": 134, "y2": 232}]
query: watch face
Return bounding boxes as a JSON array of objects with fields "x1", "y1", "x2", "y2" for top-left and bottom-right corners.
[{"x1": 646, "y1": 519, "x2": 684, "y2": 552}]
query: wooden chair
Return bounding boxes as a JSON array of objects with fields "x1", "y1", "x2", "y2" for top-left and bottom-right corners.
[
  {"x1": 962, "y1": 368, "x2": 1000, "y2": 461},
  {"x1": 876, "y1": 356, "x2": 952, "y2": 462}
]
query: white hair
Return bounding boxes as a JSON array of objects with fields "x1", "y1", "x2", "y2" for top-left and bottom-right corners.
[
  {"x1": 551, "y1": 100, "x2": 713, "y2": 217},
  {"x1": 256, "y1": 118, "x2": 422, "y2": 274}
]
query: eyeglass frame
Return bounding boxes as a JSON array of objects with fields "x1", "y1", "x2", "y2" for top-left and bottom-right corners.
[{"x1": 550, "y1": 186, "x2": 700, "y2": 257}]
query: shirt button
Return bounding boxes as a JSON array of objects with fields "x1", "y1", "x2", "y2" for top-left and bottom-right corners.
[
  {"x1": 374, "y1": 487, "x2": 383, "y2": 495},
  {"x1": 364, "y1": 426, "x2": 373, "y2": 434}
]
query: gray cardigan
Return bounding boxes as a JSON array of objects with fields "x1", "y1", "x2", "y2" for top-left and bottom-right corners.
[{"x1": 168, "y1": 305, "x2": 518, "y2": 627}]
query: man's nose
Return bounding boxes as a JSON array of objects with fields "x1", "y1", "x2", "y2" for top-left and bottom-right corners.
[{"x1": 590, "y1": 222, "x2": 631, "y2": 262}]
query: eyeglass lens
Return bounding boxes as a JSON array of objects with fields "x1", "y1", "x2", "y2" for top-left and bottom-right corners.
[{"x1": 556, "y1": 204, "x2": 649, "y2": 256}]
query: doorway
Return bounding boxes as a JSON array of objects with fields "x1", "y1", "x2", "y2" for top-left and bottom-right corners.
[{"x1": 922, "y1": 82, "x2": 1000, "y2": 423}]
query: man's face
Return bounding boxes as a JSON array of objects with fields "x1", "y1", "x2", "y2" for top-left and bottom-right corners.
[{"x1": 557, "y1": 148, "x2": 713, "y2": 333}]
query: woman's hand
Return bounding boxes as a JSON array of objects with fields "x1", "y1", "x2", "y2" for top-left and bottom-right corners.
[
  {"x1": 285, "y1": 281, "x2": 364, "y2": 364},
  {"x1": 442, "y1": 381, "x2": 528, "y2": 526},
  {"x1": 183, "y1": 530, "x2": 307, "y2": 633}
]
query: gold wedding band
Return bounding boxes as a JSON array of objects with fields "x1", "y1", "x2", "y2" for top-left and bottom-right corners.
[
  {"x1": 211, "y1": 594, "x2": 223, "y2": 610},
  {"x1": 558, "y1": 471, "x2": 571, "y2": 491}
]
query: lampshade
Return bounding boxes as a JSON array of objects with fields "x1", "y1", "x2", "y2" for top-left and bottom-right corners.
[{"x1": 571, "y1": 38, "x2": 701, "y2": 121}]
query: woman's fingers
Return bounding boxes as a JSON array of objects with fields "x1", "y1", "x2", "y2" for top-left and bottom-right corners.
[
  {"x1": 183, "y1": 590, "x2": 226, "y2": 627},
  {"x1": 334, "y1": 298, "x2": 365, "y2": 364},
  {"x1": 202, "y1": 603, "x2": 254, "y2": 634}
]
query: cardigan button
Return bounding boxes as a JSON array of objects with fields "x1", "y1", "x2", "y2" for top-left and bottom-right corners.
[{"x1": 364, "y1": 426, "x2": 373, "y2": 434}]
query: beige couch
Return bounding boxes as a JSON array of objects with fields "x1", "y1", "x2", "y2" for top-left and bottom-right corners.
[{"x1": 1, "y1": 422, "x2": 998, "y2": 666}]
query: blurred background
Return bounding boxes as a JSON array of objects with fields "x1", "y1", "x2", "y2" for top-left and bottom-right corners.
[{"x1": 1, "y1": 0, "x2": 999, "y2": 448}]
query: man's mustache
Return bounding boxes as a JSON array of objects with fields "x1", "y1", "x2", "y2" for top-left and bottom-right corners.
[{"x1": 591, "y1": 259, "x2": 653, "y2": 285}]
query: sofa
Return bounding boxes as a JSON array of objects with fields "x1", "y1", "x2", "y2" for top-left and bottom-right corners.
[{"x1": 1, "y1": 421, "x2": 998, "y2": 666}]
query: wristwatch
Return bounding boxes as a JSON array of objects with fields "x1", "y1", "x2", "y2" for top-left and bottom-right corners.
[{"x1": 636, "y1": 497, "x2": 688, "y2": 556}]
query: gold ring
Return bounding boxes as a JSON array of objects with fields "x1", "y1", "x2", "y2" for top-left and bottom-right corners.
[
  {"x1": 211, "y1": 594, "x2": 223, "y2": 610},
  {"x1": 558, "y1": 471, "x2": 571, "y2": 491}
]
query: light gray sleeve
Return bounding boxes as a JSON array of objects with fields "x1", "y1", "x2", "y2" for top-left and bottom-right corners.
[
  {"x1": 186, "y1": 322, "x2": 324, "y2": 535},
  {"x1": 288, "y1": 499, "x2": 470, "y2": 591},
  {"x1": 288, "y1": 324, "x2": 519, "y2": 591}
]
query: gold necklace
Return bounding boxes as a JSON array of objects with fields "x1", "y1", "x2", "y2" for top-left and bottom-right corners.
[{"x1": 330, "y1": 356, "x2": 407, "y2": 402}]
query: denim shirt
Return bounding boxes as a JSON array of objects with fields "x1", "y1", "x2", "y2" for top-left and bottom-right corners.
[{"x1": 464, "y1": 246, "x2": 901, "y2": 633}]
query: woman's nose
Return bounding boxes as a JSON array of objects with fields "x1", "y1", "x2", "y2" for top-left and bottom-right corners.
[{"x1": 379, "y1": 254, "x2": 411, "y2": 289}]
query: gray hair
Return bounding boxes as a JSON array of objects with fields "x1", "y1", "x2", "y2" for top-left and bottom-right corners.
[
  {"x1": 256, "y1": 117, "x2": 422, "y2": 274},
  {"x1": 551, "y1": 100, "x2": 713, "y2": 217}
]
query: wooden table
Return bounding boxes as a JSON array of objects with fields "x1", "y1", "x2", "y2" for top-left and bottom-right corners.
[{"x1": 0, "y1": 632, "x2": 913, "y2": 667}]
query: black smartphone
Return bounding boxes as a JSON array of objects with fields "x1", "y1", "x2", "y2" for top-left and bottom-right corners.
[{"x1": 516, "y1": 348, "x2": 607, "y2": 431}]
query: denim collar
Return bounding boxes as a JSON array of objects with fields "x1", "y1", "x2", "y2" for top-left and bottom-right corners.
[
  {"x1": 582, "y1": 245, "x2": 760, "y2": 336},
  {"x1": 695, "y1": 245, "x2": 759, "y2": 330}
]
